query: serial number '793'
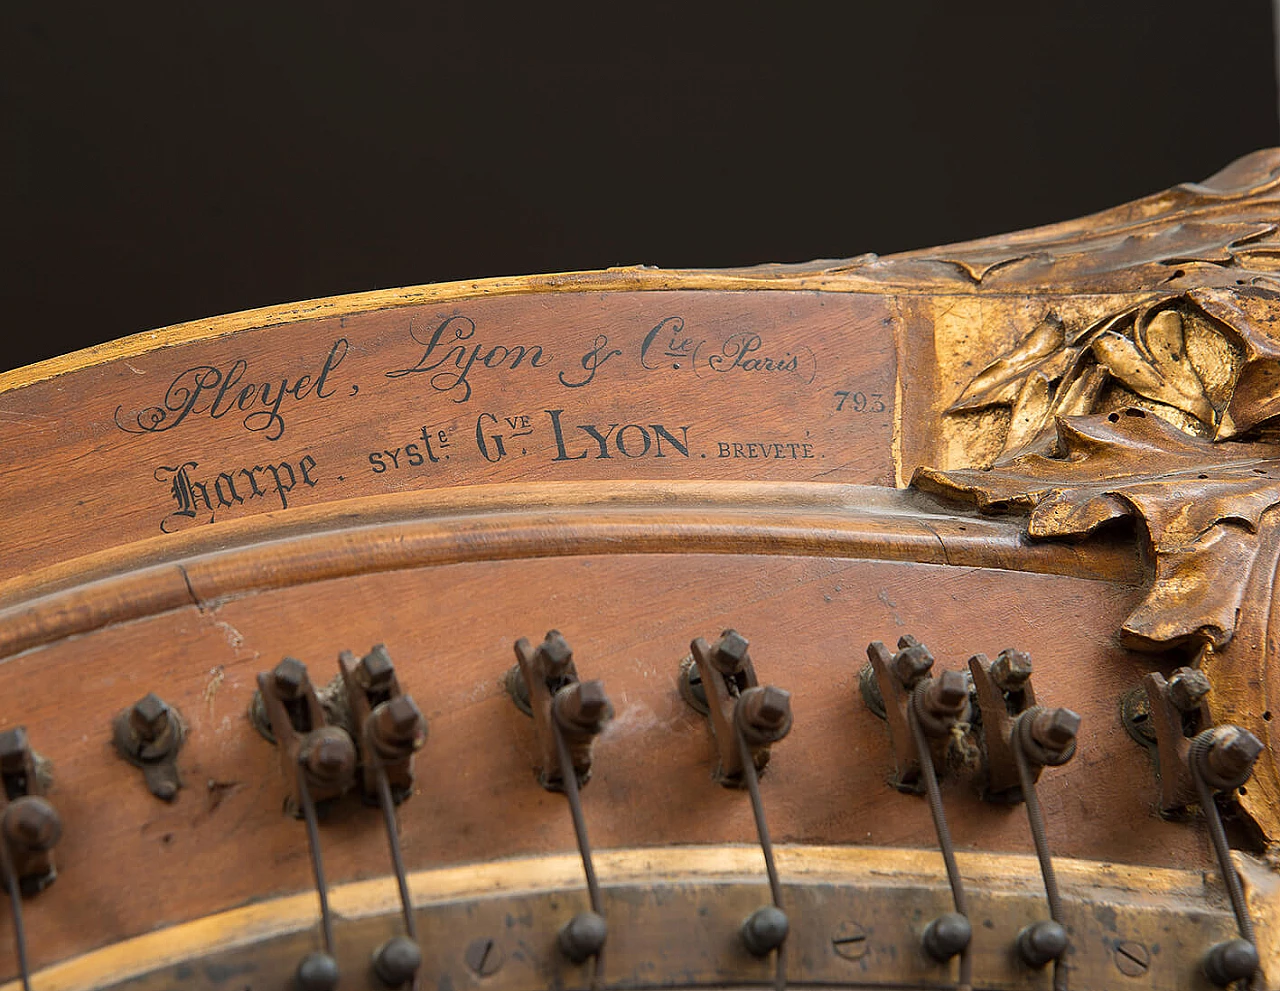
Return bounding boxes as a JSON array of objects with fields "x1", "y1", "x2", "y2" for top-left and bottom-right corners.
[{"x1": 833, "y1": 390, "x2": 886, "y2": 413}]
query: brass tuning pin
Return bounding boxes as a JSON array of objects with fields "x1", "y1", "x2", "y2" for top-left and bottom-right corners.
[
  {"x1": 0, "y1": 728, "x2": 62, "y2": 991},
  {"x1": 865, "y1": 637, "x2": 973, "y2": 981},
  {"x1": 256, "y1": 658, "x2": 357, "y2": 991},
  {"x1": 684, "y1": 630, "x2": 791, "y2": 991},
  {"x1": 340, "y1": 645, "x2": 428, "y2": 989},
  {"x1": 509, "y1": 631, "x2": 612, "y2": 986}
]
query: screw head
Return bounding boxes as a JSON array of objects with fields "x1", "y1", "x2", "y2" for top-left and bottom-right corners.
[
  {"x1": 991, "y1": 649, "x2": 1033, "y2": 691},
  {"x1": 934, "y1": 670, "x2": 969, "y2": 710},
  {"x1": 537, "y1": 630, "x2": 573, "y2": 673},
  {"x1": 373, "y1": 936, "x2": 422, "y2": 987},
  {"x1": 1209, "y1": 725, "x2": 1264, "y2": 778},
  {"x1": 1034, "y1": 707, "x2": 1081, "y2": 750},
  {"x1": 712, "y1": 629, "x2": 751, "y2": 673},
  {"x1": 302, "y1": 728, "x2": 356, "y2": 783},
  {"x1": 1017, "y1": 920, "x2": 1068, "y2": 968},
  {"x1": 376, "y1": 695, "x2": 425, "y2": 742},
  {"x1": 893, "y1": 643, "x2": 934, "y2": 688},
  {"x1": 1203, "y1": 938, "x2": 1258, "y2": 986},
  {"x1": 741, "y1": 906, "x2": 789, "y2": 956},
  {"x1": 558, "y1": 911, "x2": 607, "y2": 963},
  {"x1": 463, "y1": 937, "x2": 504, "y2": 977},
  {"x1": 575, "y1": 680, "x2": 610, "y2": 721},
  {"x1": 556, "y1": 681, "x2": 613, "y2": 733},
  {"x1": 3, "y1": 797, "x2": 61, "y2": 852},
  {"x1": 359, "y1": 644, "x2": 396, "y2": 691},
  {"x1": 1168, "y1": 667, "x2": 1211, "y2": 711},
  {"x1": 738, "y1": 686, "x2": 793, "y2": 743},
  {"x1": 756, "y1": 686, "x2": 792, "y2": 726},
  {"x1": 1114, "y1": 940, "x2": 1150, "y2": 977},
  {"x1": 129, "y1": 693, "x2": 171, "y2": 741},
  {"x1": 831, "y1": 921, "x2": 868, "y2": 960},
  {"x1": 273, "y1": 658, "x2": 308, "y2": 701},
  {"x1": 295, "y1": 951, "x2": 339, "y2": 991},
  {"x1": 923, "y1": 912, "x2": 971, "y2": 962}
]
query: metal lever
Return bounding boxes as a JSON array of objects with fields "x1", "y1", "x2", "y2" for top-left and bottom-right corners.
[
  {"x1": 0, "y1": 729, "x2": 61, "y2": 991},
  {"x1": 512, "y1": 632, "x2": 612, "y2": 987},
  {"x1": 256, "y1": 659, "x2": 357, "y2": 991},
  {"x1": 865, "y1": 636, "x2": 938, "y2": 791},
  {"x1": 968, "y1": 650, "x2": 1037, "y2": 801},
  {"x1": 1189, "y1": 725, "x2": 1263, "y2": 988},
  {"x1": 1011, "y1": 706, "x2": 1080, "y2": 990},
  {"x1": 907, "y1": 671, "x2": 973, "y2": 982},
  {"x1": 686, "y1": 631, "x2": 791, "y2": 991},
  {"x1": 1139, "y1": 666, "x2": 1213, "y2": 814},
  {"x1": 340, "y1": 646, "x2": 428, "y2": 987}
]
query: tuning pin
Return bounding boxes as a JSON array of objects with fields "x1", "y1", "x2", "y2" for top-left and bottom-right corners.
[
  {"x1": 862, "y1": 638, "x2": 973, "y2": 979},
  {"x1": 254, "y1": 658, "x2": 357, "y2": 991},
  {"x1": 968, "y1": 651, "x2": 1037, "y2": 800},
  {"x1": 111, "y1": 692, "x2": 186, "y2": 801},
  {"x1": 511, "y1": 633, "x2": 611, "y2": 975},
  {"x1": 1188, "y1": 725, "x2": 1263, "y2": 987},
  {"x1": 682, "y1": 631, "x2": 790, "y2": 985},
  {"x1": 0, "y1": 728, "x2": 61, "y2": 991},
  {"x1": 1009, "y1": 705, "x2": 1080, "y2": 975},
  {"x1": 684, "y1": 631, "x2": 789, "y2": 786},
  {"x1": 336, "y1": 643, "x2": 428, "y2": 988}
]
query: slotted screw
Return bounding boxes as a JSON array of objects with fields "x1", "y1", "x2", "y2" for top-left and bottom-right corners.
[
  {"x1": 831, "y1": 921, "x2": 868, "y2": 960},
  {"x1": 1114, "y1": 940, "x2": 1150, "y2": 977}
]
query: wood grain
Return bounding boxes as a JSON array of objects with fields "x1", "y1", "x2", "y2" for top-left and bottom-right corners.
[{"x1": 0, "y1": 550, "x2": 1205, "y2": 975}]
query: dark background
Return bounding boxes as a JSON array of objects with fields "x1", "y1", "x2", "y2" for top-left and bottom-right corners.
[{"x1": 3, "y1": 3, "x2": 1279, "y2": 372}]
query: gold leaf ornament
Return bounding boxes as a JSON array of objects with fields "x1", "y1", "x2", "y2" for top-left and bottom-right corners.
[
  {"x1": 913, "y1": 409, "x2": 1280, "y2": 650},
  {"x1": 1090, "y1": 309, "x2": 1213, "y2": 425},
  {"x1": 948, "y1": 313, "x2": 1068, "y2": 411}
]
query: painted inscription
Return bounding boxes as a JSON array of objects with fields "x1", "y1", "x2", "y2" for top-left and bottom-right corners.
[
  {"x1": 116, "y1": 339, "x2": 349, "y2": 441},
  {"x1": 155, "y1": 455, "x2": 318, "y2": 532},
  {"x1": 381, "y1": 315, "x2": 817, "y2": 402},
  {"x1": 640, "y1": 316, "x2": 818, "y2": 382}
]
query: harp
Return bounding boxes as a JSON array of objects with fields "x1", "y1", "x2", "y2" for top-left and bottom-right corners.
[{"x1": 1, "y1": 149, "x2": 1279, "y2": 991}]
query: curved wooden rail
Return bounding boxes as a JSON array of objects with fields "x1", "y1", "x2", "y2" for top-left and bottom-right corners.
[
  {"x1": 2, "y1": 845, "x2": 1264, "y2": 991},
  {"x1": 0, "y1": 481, "x2": 1140, "y2": 662}
]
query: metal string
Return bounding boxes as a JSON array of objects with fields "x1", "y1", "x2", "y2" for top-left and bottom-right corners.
[
  {"x1": 553, "y1": 715, "x2": 605, "y2": 991},
  {"x1": 735, "y1": 721, "x2": 787, "y2": 991},
  {"x1": 908, "y1": 700, "x2": 972, "y2": 990},
  {"x1": 0, "y1": 833, "x2": 30, "y2": 991},
  {"x1": 1013, "y1": 726, "x2": 1067, "y2": 991},
  {"x1": 295, "y1": 759, "x2": 335, "y2": 954}
]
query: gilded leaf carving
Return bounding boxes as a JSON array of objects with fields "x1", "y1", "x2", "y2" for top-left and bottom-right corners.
[{"x1": 914, "y1": 410, "x2": 1280, "y2": 651}]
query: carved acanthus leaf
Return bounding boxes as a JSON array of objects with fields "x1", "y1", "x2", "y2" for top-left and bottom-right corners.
[
  {"x1": 1090, "y1": 309, "x2": 1212, "y2": 424},
  {"x1": 913, "y1": 410, "x2": 1280, "y2": 651}
]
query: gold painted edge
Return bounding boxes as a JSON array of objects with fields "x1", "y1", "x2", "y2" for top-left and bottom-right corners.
[
  {"x1": 2, "y1": 843, "x2": 1240, "y2": 991},
  {"x1": 0, "y1": 265, "x2": 895, "y2": 395}
]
